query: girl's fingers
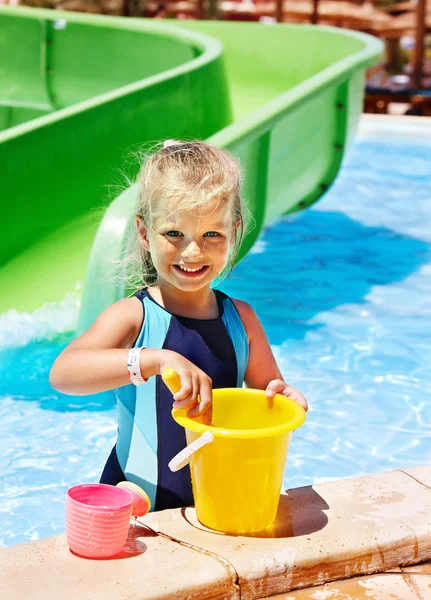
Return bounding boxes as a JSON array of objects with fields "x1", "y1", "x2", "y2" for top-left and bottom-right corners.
[
  {"x1": 266, "y1": 379, "x2": 285, "y2": 408},
  {"x1": 198, "y1": 376, "x2": 212, "y2": 413},
  {"x1": 283, "y1": 386, "x2": 308, "y2": 412},
  {"x1": 173, "y1": 370, "x2": 192, "y2": 401},
  {"x1": 202, "y1": 405, "x2": 212, "y2": 425},
  {"x1": 265, "y1": 379, "x2": 285, "y2": 398},
  {"x1": 187, "y1": 376, "x2": 212, "y2": 418},
  {"x1": 173, "y1": 372, "x2": 196, "y2": 409},
  {"x1": 190, "y1": 372, "x2": 199, "y2": 403},
  {"x1": 173, "y1": 397, "x2": 195, "y2": 409},
  {"x1": 266, "y1": 380, "x2": 309, "y2": 412}
]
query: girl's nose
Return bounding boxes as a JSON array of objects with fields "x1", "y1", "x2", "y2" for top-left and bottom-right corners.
[{"x1": 182, "y1": 240, "x2": 203, "y2": 260}]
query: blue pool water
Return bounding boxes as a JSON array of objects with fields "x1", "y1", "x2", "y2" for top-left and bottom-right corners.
[{"x1": 1, "y1": 128, "x2": 430, "y2": 548}]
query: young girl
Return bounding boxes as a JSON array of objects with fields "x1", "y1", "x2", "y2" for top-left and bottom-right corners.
[{"x1": 50, "y1": 140, "x2": 308, "y2": 512}]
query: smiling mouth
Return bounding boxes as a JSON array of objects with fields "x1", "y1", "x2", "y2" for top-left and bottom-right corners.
[{"x1": 174, "y1": 264, "x2": 209, "y2": 277}]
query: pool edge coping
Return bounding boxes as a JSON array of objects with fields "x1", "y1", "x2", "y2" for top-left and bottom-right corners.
[{"x1": 1, "y1": 465, "x2": 430, "y2": 599}]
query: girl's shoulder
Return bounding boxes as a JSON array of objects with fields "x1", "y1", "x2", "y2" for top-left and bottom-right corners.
[
  {"x1": 97, "y1": 297, "x2": 144, "y2": 345},
  {"x1": 229, "y1": 298, "x2": 266, "y2": 345},
  {"x1": 229, "y1": 297, "x2": 258, "y2": 334},
  {"x1": 230, "y1": 297, "x2": 255, "y2": 319},
  {"x1": 73, "y1": 297, "x2": 144, "y2": 351},
  {"x1": 103, "y1": 296, "x2": 143, "y2": 322},
  {"x1": 118, "y1": 296, "x2": 145, "y2": 333}
]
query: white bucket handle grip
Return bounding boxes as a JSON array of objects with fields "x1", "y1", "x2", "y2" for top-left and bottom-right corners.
[{"x1": 168, "y1": 431, "x2": 214, "y2": 472}]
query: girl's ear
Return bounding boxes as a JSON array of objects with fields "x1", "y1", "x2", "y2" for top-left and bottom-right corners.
[
  {"x1": 136, "y1": 215, "x2": 150, "y2": 251},
  {"x1": 229, "y1": 219, "x2": 241, "y2": 246}
]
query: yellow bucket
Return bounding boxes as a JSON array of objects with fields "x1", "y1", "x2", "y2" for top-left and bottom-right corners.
[{"x1": 171, "y1": 387, "x2": 306, "y2": 534}]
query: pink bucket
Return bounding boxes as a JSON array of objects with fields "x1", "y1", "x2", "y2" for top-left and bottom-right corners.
[{"x1": 66, "y1": 484, "x2": 133, "y2": 558}]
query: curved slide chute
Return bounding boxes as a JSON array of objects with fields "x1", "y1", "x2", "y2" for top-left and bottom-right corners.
[{"x1": 0, "y1": 6, "x2": 382, "y2": 329}]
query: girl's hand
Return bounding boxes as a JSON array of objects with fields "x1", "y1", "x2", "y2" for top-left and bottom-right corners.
[
  {"x1": 158, "y1": 350, "x2": 213, "y2": 423},
  {"x1": 265, "y1": 379, "x2": 308, "y2": 412}
]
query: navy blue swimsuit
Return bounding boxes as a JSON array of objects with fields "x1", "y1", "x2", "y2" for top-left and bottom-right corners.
[{"x1": 100, "y1": 289, "x2": 249, "y2": 511}]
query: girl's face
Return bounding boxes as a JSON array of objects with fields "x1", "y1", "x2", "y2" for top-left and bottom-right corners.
[{"x1": 139, "y1": 201, "x2": 236, "y2": 292}]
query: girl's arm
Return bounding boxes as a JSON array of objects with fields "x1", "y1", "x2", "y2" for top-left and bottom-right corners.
[
  {"x1": 49, "y1": 297, "x2": 151, "y2": 395},
  {"x1": 50, "y1": 297, "x2": 213, "y2": 417},
  {"x1": 233, "y1": 299, "x2": 308, "y2": 411}
]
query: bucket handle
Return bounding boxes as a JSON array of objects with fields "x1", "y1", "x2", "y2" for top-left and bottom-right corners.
[
  {"x1": 162, "y1": 368, "x2": 214, "y2": 472},
  {"x1": 168, "y1": 431, "x2": 214, "y2": 472}
]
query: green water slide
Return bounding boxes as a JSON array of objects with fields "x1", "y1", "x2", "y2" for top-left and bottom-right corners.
[{"x1": 0, "y1": 7, "x2": 382, "y2": 327}]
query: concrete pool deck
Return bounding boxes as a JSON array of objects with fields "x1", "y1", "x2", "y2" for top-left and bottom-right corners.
[{"x1": 1, "y1": 465, "x2": 430, "y2": 599}]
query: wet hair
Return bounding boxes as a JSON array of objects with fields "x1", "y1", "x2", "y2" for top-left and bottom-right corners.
[{"x1": 124, "y1": 140, "x2": 251, "y2": 292}]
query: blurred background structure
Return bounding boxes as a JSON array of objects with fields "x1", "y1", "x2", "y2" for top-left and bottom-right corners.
[{"x1": 0, "y1": 0, "x2": 429, "y2": 113}]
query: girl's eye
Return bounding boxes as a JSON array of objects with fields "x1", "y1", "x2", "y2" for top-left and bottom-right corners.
[
  {"x1": 165, "y1": 231, "x2": 182, "y2": 237},
  {"x1": 204, "y1": 231, "x2": 220, "y2": 238}
]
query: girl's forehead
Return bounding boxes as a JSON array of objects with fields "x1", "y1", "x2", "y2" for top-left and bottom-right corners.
[{"x1": 154, "y1": 199, "x2": 232, "y2": 226}]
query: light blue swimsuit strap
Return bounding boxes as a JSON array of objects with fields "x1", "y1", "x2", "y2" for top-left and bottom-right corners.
[
  {"x1": 116, "y1": 296, "x2": 171, "y2": 509},
  {"x1": 220, "y1": 294, "x2": 249, "y2": 387}
]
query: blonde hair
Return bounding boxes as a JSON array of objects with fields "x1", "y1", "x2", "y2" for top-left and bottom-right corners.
[{"x1": 124, "y1": 140, "x2": 251, "y2": 292}]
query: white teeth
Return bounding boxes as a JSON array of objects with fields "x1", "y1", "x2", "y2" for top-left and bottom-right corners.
[{"x1": 178, "y1": 265, "x2": 204, "y2": 273}]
